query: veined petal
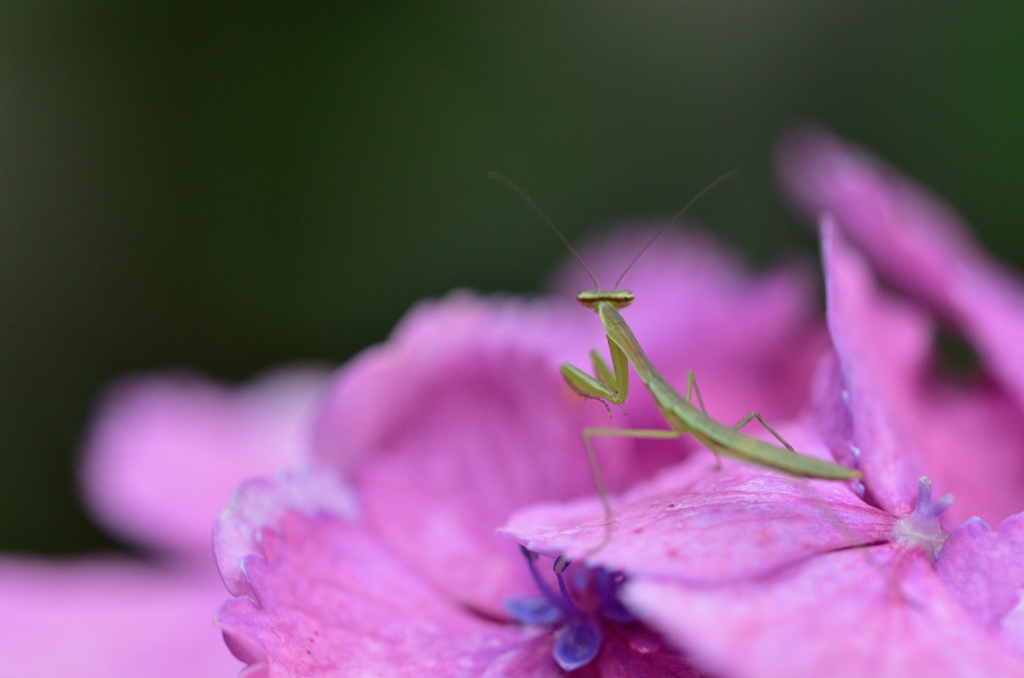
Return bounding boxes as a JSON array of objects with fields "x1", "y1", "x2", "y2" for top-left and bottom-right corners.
[
  {"x1": 214, "y1": 474, "x2": 695, "y2": 678},
  {"x1": 214, "y1": 499, "x2": 547, "y2": 677},
  {"x1": 627, "y1": 545, "x2": 1024, "y2": 678},
  {"x1": 503, "y1": 427, "x2": 893, "y2": 583},
  {"x1": 935, "y1": 512, "x2": 1024, "y2": 650}
]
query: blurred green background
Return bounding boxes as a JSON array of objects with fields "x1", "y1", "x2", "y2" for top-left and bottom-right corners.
[{"x1": 1, "y1": 2, "x2": 1022, "y2": 554}]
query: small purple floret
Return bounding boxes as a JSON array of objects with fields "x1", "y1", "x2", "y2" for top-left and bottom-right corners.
[
  {"x1": 504, "y1": 547, "x2": 637, "y2": 671},
  {"x1": 503, "y1": 596, "x2": 564, "y2": 626},
  {"x1": 894, "y1": 477, "x2": 954, "y2": 559},
  {"x1": 554, "y1": 617, "x2": 604, "y2": 671}
]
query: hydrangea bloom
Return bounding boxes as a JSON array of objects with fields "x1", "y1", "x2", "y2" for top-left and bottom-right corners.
[
  {"x1": 505, "y1": 218, "x2": 1024, "y2": 676},
  {"x1": 214, "y1": 230, "x2": 825, "y2": 676},
  {"x1": 505, "y1": 130, "x2": 1024, "y2": 678},
  {"x1": 16, "y1": 126, "x2": 1021, "y2": 676},
  {"x1": 0, "y1": 368, "x2": 329, "y2": 677}
]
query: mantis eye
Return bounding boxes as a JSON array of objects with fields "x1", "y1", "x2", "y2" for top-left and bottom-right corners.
[{"x1": 576, "y1": 290, "x2": 635, "y2": 310}]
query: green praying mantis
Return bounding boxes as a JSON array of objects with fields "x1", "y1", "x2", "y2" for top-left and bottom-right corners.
[{"x1": 489, "y1": 172, "x2": 862, "y2": 551}]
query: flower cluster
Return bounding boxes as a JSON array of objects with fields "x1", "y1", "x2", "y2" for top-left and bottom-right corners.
[{"x1": 4, "y1": 128, "x2": 1024, "y2": 678}]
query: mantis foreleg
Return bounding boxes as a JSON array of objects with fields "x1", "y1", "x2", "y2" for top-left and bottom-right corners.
[{"x1": 561, "y1": 337, "x2": 630, "y2": 405}]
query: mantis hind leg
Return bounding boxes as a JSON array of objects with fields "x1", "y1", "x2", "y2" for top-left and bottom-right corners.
[
  {"x1": 684, "y1": 370, "x2": 709, "y2": 415},
  {"x1": 685, "y1": 370, "x2": 723, "y2": 469},
  {"x1": 581, "y1": 426, "x2": 682, "y2": 554},
  {"x1": 732, "y1": 412, "x2": 795, "y2": 452},
  {"x1": 685, "y1": 370, "x2": 794, "y2": 461}
]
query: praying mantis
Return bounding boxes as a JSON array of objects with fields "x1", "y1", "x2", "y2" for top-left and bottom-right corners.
[{"x1": 489, "y1": 172, "x2": 862, "y2": 551}]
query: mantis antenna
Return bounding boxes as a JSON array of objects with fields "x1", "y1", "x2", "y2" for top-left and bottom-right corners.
[
  {"x1": 488, "y1": 169, "x2": 739, "y2": 293},
  {"x1": 612, "y1": 169, "x2": 740, "y2": 289},
  {"x1": 486, "y1": 172, "x2": 601, "y2": 290}
]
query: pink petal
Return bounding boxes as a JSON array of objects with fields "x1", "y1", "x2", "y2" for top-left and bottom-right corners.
[
  {"x1": 821, "y1": 218, "x2": 1024, "y2": 526},
  {"x1": 503, "y1": 424, "x2": 892, "y2": 582},
  {"x1": 778, "y1": 127, "x2": 1024, "y2": 425},
  {"x1": 216, "y1": 509, "x2": 547, "y2": 677},
  {"x1": 214, "y1": 468, "x2": 357, "y2": 599},
  {"x1": 550, "y1": 227, "x2": 827, "y2": 475},
  {"x1": 910, "y1": 382, "x2": 1024, "y2": 529},
  {"x1": 313, "y1": 292, "x2": 638, "y2": 617},
  {"x1": 935, "y1": 513, "x2": 1024, "y2": 641},
  {"x1": 820, "y1": 217, "x2": 928, "y2": 513},
  {"x1": 81, "y1": 367, "x2": 330, "y2": 556},
  {"x1": 214, "y1": 477, "x2": 695, "y2": 678},
  {"x1": 313, "y1": 291, "x2": 603, "y2": 474},
  {"x1": 626, "y1": 545, "x2": 1024, "y2": 678},
  {"x1": 0, "y1": 556, "x2": 241, "y2": 678}
]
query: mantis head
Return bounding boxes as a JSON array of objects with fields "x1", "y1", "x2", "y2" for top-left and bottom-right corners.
[{"x1": 576, "y1": 290, "x2": 634, "y2": 310}]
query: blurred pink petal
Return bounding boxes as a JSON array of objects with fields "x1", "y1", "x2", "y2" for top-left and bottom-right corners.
[
  {"x1": 0, "y1": 368, "x2": 333, "y2": 676},
  {"x1": 0, "y1": 556, "x2": 242, "y2": 678},
  {"x1": 778, "y1": 134, "x2": 1024, "y2": 666},
  {"x1": 818, "y1": 212, "x2": 1024, "y2": 665},
  {"x1": 626, "y1": 545, "x2": 1024, "y2": 678},
  {"x1": 81, "y1": 367, "x2": 330, "y2": 555},
  {"x1": 313, "y1": 290, "x2": 604, "y2": 475},
  {"x1": 215, "y1": 475, "x2": 695, "y2": 677},
  {"x1": 912, "y1": 380, "x2": 1024, "y2": 523},
  {"x1": 789, "y1": 141, "x2": 1024, "y2": 528},
  {"x1": 779, "y1": 126, "x2": 1024, "y2": 440},
  {"x1": 820, "y1": 217, "x2": 927, "y2": 514}
]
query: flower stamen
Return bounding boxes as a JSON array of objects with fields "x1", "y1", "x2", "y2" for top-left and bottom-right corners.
[
  {"x1": 505, "y1": 547, "x2": 643, "y2": 671},
  {"x1": 894, "y1": 477, "x2": 954, "y2": 559}
]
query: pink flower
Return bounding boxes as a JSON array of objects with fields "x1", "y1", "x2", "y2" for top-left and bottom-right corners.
[
  {"x1": 213, "y1": 230, "x2": 825, "y2": 676},
  {"x1": 0, "y1": 368, "x2": 330, "y2": 677},
  {"x1": 502, "y1": 132, "x2": 1024, "y2": 677},
  {"x1": 507, "y1": 219, "x2": 1024, "y2": 677}
]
